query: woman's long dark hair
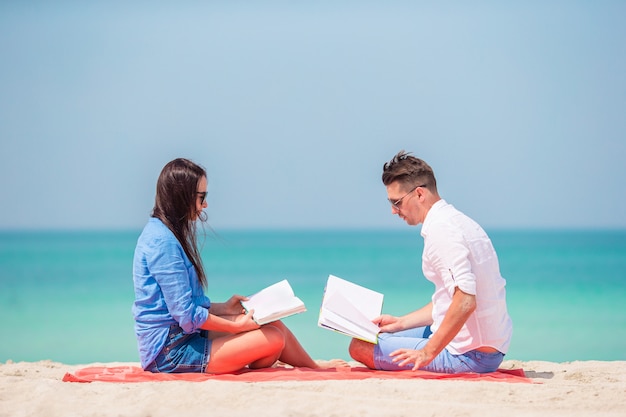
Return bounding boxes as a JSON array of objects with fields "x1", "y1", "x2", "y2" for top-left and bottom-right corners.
[{"x1": 151, "y1": 158, "x2": 208, "y2": 289}]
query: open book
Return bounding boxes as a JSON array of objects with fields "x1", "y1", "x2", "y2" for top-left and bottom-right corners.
[
  {"x1": 318, "y1": 274, "x2": 384, "y2": 344},
  {"x1": 241, "y1": 279, "x2": 306, "y2": 325}
]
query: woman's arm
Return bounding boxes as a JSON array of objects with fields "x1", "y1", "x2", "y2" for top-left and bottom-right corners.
[
  {"x1": 201, "y1": 294, "x2": 262, "y2": 333},
  {"x1": 200, "y1": 310, "x2": 260, "y2": 333}
]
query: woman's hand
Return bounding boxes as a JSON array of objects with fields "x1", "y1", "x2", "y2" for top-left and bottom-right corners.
[
  {"x1": 212, "y1": 295, "x2": 248, "y2": 316},
  {"x1": 202, "y1": 309, "x2": 260, "y2": 334},
  {"x1": 232, "y1": 309, "x2": 260, "y2": 333},
  {"x1": 224, "y1": 294, "x2": 247, "y2": 314}
]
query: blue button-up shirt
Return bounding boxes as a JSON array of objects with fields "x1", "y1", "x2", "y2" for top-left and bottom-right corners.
[{"x1": 132, "y1": 218, "x2": 211, "y2": 369}]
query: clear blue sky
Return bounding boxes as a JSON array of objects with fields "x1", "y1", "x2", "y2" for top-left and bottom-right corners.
[{"x1": 1, "y1": 1, "x2": 624, "y2": 231}]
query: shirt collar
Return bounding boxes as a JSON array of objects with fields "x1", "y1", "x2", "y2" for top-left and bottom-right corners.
[{"x1": 421, "y1": 198, "x2": 447, "y2": 238}]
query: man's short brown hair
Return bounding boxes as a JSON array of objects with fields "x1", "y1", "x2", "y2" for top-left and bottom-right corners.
[{"x1": 382, "y1": 150, "x2": 437, "y2": 191}]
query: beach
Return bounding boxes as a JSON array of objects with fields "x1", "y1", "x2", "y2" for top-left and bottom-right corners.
[{"x1": 1, "y1": 359, "x2": 625, "y2": 417}]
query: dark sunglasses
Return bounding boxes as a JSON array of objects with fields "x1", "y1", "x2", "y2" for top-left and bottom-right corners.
[
  {"x1": 388, "y1": 184, "x2": 426, "y2": 210},
  {"x1": 197, "y1": 192, "x2": 207, "y2": 204}
]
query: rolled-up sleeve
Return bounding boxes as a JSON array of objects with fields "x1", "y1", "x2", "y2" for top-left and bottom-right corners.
[{"x1": 424, "y1": 224, "x2": 476, "y2": 297}]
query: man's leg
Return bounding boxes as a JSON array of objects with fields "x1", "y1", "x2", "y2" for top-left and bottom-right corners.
[
  {"x1": 351, "y1": 327, "x2": 432, "y2": 370},
  {"x1": 349, "y1": 338, "x2": 376, "y2": 368}
]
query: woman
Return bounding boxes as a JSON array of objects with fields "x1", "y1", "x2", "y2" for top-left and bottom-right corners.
[{"x1": 132, "y1": 158, "x2": 334, "y2": 373}]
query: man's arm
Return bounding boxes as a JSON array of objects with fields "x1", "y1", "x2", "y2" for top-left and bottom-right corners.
[
  {"x1": 389, "y1": 287, "x2": 476, "y2": 370},
  {"x1": 350, "y1": 302, "x2": 435, "y2": 369},
  {"x1": 375, "y1": 302, "x2": 434, "y2": 333}
]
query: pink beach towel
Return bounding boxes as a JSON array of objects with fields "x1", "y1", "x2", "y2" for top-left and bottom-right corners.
[{"x1": 62, "y1": 365, "x2": 531, "y2": 383}]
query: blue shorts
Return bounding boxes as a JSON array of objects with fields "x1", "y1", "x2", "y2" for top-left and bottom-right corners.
[
  {"x1": 146, "y1": 324, "x2": 212, "y2": 373},
  {"x1": 374, "y1": 326, "x2": 504, "y2": 374}
]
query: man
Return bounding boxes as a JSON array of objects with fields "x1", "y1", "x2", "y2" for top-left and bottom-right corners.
[{"x1": 349, "y1": 150, "x2": 513, "y2": 373}]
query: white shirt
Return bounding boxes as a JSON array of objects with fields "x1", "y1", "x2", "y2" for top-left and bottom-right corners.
[{"x1": 420, "y1": 199, "x2": 513, "y2": 355}]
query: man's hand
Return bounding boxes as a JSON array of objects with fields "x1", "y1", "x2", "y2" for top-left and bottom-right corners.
[
  {"x1": 373, "y1": 314, "x2": 403, "y2": 333},
  {"x1": 389, "y1": 348, "x2": 434, "y2": 371}
]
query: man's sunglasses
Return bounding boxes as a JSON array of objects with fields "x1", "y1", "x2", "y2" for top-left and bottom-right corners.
[{"x1": 388, "y1": 184, "x2": 426, "y2": 210}]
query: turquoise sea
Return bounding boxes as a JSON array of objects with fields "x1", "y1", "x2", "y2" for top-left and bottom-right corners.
[{"x1": 1, "y1": 229, "x2": 625, "y2": 365}]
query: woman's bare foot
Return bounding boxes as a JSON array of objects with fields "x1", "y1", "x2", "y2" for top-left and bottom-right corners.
[
  {"x1": 272, "y1": 360, "x2": 293, "y2": 368},
  {"x1": 314, "y1": 359, "x2": 350, "y2": 369}
]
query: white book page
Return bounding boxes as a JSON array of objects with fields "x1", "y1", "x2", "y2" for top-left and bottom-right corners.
[
  {"x1": 323, "y1": 275, "x2": 383, "y2": 321},
  {"x1": 242, "y1": 280, "x2": 305, "y2": 322},
  {"x1": 320, "y1": 292, "x2": 379, "y2": 341},
  {"x1": 319, "y1": 275, "x2": 383, "y2": 342}
]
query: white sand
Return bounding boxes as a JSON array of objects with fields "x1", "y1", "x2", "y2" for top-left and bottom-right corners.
[{"x1": 1, "y1": 359, "x2": 625, "y2": 417}]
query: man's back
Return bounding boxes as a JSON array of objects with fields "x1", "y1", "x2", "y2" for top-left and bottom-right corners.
[{"x1": 420, "y1": 199, "x2": 513, "y2": 355}]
